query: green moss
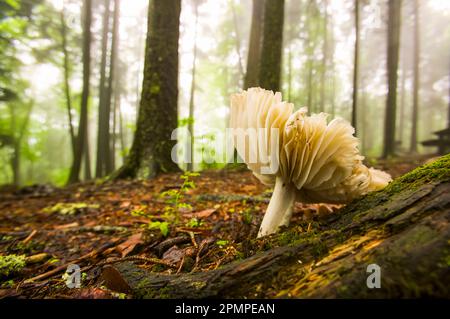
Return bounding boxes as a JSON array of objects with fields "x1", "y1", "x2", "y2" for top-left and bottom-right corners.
[
  {"x1": 42, "y1": 202, "x2": 100, "y2": 215},
  {"x1": 0, "y1": 254, "x2": 26, "y2": 277}
]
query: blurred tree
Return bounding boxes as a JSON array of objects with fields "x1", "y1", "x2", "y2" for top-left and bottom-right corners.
[
  {"x1": 244, "y1": 0, "x2": 264, "y2": 90},
  {"x1": 96, "y1": 0, "x2": 112, "y2": 177},
  {"x1": 382, "y1": 0, "x2": 402, "y2": 158},
  {"x1": 410, "y1": 0, "x2": 420, "y2": 153},
  {"x1": 68, "y1": 0, "x2": 92, "y2": 183},
  {"x1": 351, "y1": 0, "x2": 360, "y2": 134},
  {"x1": 113, "y1": 0, "x2": 181, "y2": 179},
  {"x1": 319, "y1": 0, "x2": 329, "y2": 113},
  {"x1": 186, "y1": 0, "x2": 199, "y2": 172},
  {"x1": 108, "y1": 0, "x2": 120, "y2": 171},
  {"x1": 259, "y1": 0, "x2": 284, "y2": 92}
]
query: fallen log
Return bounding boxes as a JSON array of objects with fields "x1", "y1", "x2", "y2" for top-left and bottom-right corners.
[{"x1": 102, "y1": 155, "x2": 450, "y2": 298}]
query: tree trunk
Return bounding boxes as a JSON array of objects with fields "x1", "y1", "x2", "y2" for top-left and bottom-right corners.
[
  {"x1": 112, "y1": 0, "x2": 181, "y2": 179},
  {"x1": 259, "y1": 0, "x2": 284, "y2": 92},
  {"x1": 60, "y1": 8, "x2": 76, "y2": 155},
  {"x1": 102, "y1": 154, "x2": 450, "y2": 298},
  {"x1": 319, "y1": 0, "x2": 328, "y2": 113},
  {"x1": 410, "y1": 0, "x2": 420, "y2": 154},
  {"x1": 351, "y1": 0, "x2": 360, "y2": 134},
  {"x1": 244, "y1": 0, "x2": 264, "y2": 90},
  {"x1": 107, "y1": 0, "x2": 120, "y2": 172},
  {"x1": 68, "y1": 0, "x2": 92, "y2": 184},
  {"x1": 230, "y1": 0, "x2": 244, "y2": 80},
  {"x1": 186, "y1": 2, "x2": 198, "y2": 172},
  {"x1": 382, "y1": 0, "x2": 402, "y2": 159},
  {"x1": 96, "y1": 0, "x2": 112, "y2": 178}
]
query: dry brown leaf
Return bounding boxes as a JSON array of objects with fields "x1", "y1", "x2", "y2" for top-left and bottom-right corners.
[
  {"x1": 53, "y1": 222, "x2": 79, "y2": 230},
  {"x1": 116, "y1": 232, "x2": 143, "y2": 257},
  {"x1": 183, "y1": 208, "x2": 216, "y2": 219}
]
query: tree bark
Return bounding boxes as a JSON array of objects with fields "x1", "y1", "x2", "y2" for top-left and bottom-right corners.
[
  {"x1": 259, "y1": 0, "x2": 284, "y2": 92},
  {"x1": 244, "y1": 0, "x2": 264, "y2": 90},
  {"x1": 102, "y1": 154, "x2": 450, "y2": 298},
  {"x1": 96, "y1": 0, "x2": 112, "y2": 178},
  {"x1": 68, "y1": 0, "x2": 92, "y2": 184},
  {"x1": 107, "y1": 0, "x2": 120, "y2": 172},
  {"x1": 410, "y1": 0, "x2": 420, "y2": 153},
  {"x1": 112, "y1": 0, "x2": 181, "y2": 179},
  {"x1": 382, "y1": 0, "x2": 402, "y2": 158}
]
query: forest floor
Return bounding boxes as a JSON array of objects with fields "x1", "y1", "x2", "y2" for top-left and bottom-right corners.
[{"x1": 0, "y1": 155, "x2": 437, "y2": 299}]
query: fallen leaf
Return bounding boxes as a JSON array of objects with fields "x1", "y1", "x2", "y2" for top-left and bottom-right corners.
[
  {"x1": 53, "y1": 222, "x2": 79, "y2": 230},
  {"x1": 116, "y1": 232, "x2": 143, "y2": 257},
  {"x1": 162, "y1": 245, "x2": 196, "y2": 265},
  {"x1": 183, "y1": 208, "x2": 216, "y2": 219}
]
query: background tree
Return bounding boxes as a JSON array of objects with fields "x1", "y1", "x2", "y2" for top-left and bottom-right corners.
[
  {"x1": 244, "y1": 0, "x2": 264, "y2": 90},
  {"x1": 351, "y1": 0, "x2": 360, "y2": 134},
  {"x1": 68, "y1": 0, "x2": 92, "y2": 183},
  {"x1": 410, "y1": 0, "x2": 420, "y2": 153},
  {"x1": 259, "y1": 0, "x2": 284, "y2": 92},
  {"x1": 113, "y1": 0, "x2": 181, "y2": 179},
  {"x1": 382, "y1": 0, "x2": 402, "y2": 158},
  {"x1": 95, "y1": 0, "x2": 112, "y2": 177}
]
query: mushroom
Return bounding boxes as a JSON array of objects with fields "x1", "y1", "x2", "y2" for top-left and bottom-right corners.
[{"x1": 229, "y1": 88, "x2": 392, "y2": 238}]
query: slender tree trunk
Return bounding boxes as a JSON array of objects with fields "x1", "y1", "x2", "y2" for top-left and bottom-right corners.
[
  {"x1": 351, "y1": 0, "x2": 360, "y2": 134},
  {"x1": 448, "y1": 56, "x2": 450, "y2": 129},
  {"x1": 186, "y1": 2, "x2": 198, "y2": 172},
  {"x1": 244, "y1": 0, "x2": 264, "y2": 90},
  {"x1": 60, "y1": 8, "x2": 76, "y2": 155},
  {"x1": 259, "y1": 0, "x2": 284, "y2": 92},
  {"x1": 287, "y1": 46, "x2": 292, "y2": 101},
  {"x1": 398, "y1": 57, "x2": 407, "y2": 147},
  {"x1": 106, "y1": 0, "x2": 120, "y2": 172},
  {"x1": 84, "y1": 132, "x2": 91, "y2": 180},
  {"x1": 230, "y1": 1, "x2": 244, "y2": 80},
  {"x1": 112, "y1": 0, "x2": 182, "y2": 179},
  {"x1": 382, "y1": 0, "x2": 401, "y2": 159},
  {"x1": 68, "y1": 0, "x2": 92, "y2": 184},
  {"x1": 329, "y1": 14, "x2": 336, "y2": 117},
  {"x1": 319, "y1": 0, "x2": 328, "y2": 113},
  {"x1": 410, "y1": 0, "x2": 420, "y2": 153},
  {"x1": 95, "y1": 0, "x2": 111, "y2": 178}
]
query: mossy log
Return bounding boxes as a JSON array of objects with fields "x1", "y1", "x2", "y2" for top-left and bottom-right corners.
[{"x1": 102, "y1": 155, "x2": 450, "y2": 298}]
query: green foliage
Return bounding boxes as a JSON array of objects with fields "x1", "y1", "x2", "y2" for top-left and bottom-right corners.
[
  {"x1": 160, "y1": 171, "x2": 199, "y2": 222},
  {"x1": 147, "y1": 221, "x2": 170, "y2": 237},
  {"x1": 0, "y1": 254, "x2": 26, "y2": 277},
  {"x1": 216, "y1": 240, "x2": 229, "y2": 248},
  {"x1": 186, "y1": 217, "x2": 203, "y2": 228},
  {"x1": 43, "y1": 202, "x2": 100, "y2": 215}
]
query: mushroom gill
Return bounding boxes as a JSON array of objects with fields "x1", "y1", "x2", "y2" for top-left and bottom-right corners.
[{"x1": 229, "y1": 87, "x2": 392, "y2": 238}]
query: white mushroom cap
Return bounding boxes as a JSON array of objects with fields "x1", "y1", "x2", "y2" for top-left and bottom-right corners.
[{"x1": 229, "y1": 87, "x2": 392, "y2": 237}]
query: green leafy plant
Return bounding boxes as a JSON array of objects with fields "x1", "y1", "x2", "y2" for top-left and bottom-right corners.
[
  {"x1": 216, "y1": 240, "x2": 229, "y2": 248},
  {"x1": 160, "y1": 171, "x2": 199, "y2": 222},
  {"x1": 148, "y1": 221, "x2": 170, "y2": 237},
  {"x1": 186, "y1": 217, "x2": 203, "y2": 228}
]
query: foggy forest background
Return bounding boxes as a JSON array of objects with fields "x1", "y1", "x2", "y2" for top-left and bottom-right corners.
[{"x1": 1, "y1": 0, "x2": 449, "y2": 186}]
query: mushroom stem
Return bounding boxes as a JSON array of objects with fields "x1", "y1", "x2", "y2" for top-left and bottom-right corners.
[{"x1": 258, "y1": 176, "x2": 296, "y2": 238}]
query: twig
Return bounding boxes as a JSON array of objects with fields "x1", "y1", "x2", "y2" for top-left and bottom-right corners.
[
  {"x1": 22, "y1": 229, "x2": 37, "y2": 244},
  {"x1": 23, "y1": 238, "x2": 121, "y2": 284}
]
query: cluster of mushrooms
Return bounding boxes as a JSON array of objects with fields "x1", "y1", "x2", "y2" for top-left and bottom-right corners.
[{"x1": 229, "y1": 87, "x2": 392, "y2": 238}]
